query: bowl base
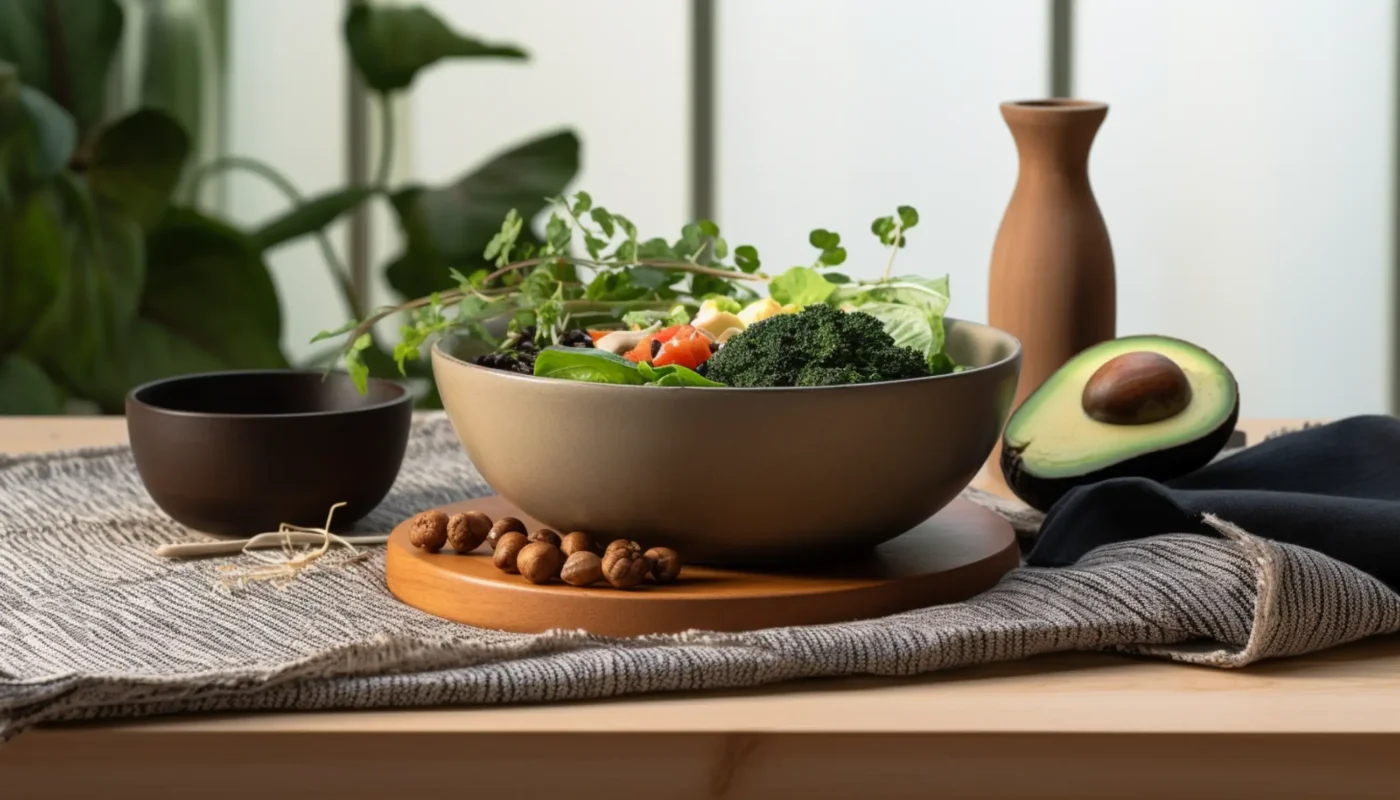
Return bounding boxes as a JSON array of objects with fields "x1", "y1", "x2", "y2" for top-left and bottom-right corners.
[{"x1": 385, "y1": 495, "x2": 1019, "y2": 636}]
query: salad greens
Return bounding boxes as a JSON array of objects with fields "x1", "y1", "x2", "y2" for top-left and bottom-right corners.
[
  {"x1": 532, "y1": 346, "x2": 722, "y2": 387},
  {"x1": 320, "y1": 193, "x2": 954, "y2": 392},
  {"x1": 532, "y1": 347, "x2": 645, "y2": 385}
]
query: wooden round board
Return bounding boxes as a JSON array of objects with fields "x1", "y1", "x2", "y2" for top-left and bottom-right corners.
[{"x1": 384, "y1": 496, "x2": 1019, "y2": 636}]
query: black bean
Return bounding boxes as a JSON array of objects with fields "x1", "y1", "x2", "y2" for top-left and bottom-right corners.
[{"x1": 650, "y1": 339, "x2": 662, "y2": 358}]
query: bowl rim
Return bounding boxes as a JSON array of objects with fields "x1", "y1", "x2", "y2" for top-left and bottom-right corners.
[
  {"x1": 432, "y1": 316, "x2": 1022, "y2": 394},
  {"x1": 126, "y1": 369, "x2": 413, "y2": 420}
]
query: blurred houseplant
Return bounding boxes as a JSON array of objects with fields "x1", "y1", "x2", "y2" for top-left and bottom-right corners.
[{"x1": 0, "y1": 0, "x2": 579, "y2": 414}]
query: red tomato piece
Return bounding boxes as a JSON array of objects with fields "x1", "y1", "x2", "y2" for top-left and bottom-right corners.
[
  {"x1": 653, "y1": 328, "x2": 714, "y2": 369},
  {"x1": 623, "y1": 335, "x2": 655, "y2": 363}
]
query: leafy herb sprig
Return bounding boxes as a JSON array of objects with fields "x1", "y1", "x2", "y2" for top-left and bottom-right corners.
[{"x1": 318, "y1": 194, "x2": 948, "y2": 392}]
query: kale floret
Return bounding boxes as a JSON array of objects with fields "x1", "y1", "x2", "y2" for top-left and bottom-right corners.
[{"x1": 705, "y1": 304, "x2": 931, "y2": 388}]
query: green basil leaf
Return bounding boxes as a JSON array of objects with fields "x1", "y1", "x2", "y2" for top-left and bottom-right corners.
[
  {"x1": 533, "y1": 346, "x2": 645, "y2": 385},
  {"x1": 645, "y1": 363, "x2": 725, "y2": 387}
]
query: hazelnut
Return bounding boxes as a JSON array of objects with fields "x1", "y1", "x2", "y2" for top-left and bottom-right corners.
[
  {"x1": 408, "y1": 510, "x2": 448, "y2": 552},
  {"x1": 602, "y1": 539, "x2": 641, "y2": 573},
  {"x1": 605, "y1": 552, "x2": 652, "y2": 589},
  {"x1": 487, "y1": 517, "x2": 526, "y2": 550},
  {"x1": 447, "y1": 510, "x2": 492, "y2": 553},
  {"x1": 492, "y1": 531, "x2": 528, "y2": 573},
  {"x1": 560, "y1": 531, "x2": 596, "y2": 557},
  {"x1": 561, "y1": 551, "x2": 603, "y2": 586},
  {"x1": 528, "y1": 528, "x2": 561, "y2": 548},
  {"x1": 605, "y1": 539, "x2": 641, "y2": 557},
  {"x1": 517, "y1": 542, "x2": 564, "y2": 585},
  {"x1": 644, "y1": 547, "x2": 681, "y2": 584}
]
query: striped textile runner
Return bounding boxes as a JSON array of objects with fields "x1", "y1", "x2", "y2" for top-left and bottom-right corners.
[{"x1": 2, "y1": 414, "x2": 1398, "y2": 741}]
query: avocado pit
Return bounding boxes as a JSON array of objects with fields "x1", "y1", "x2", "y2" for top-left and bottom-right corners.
[{"x1": 1081, "y1": 351, "x2": 1192, "y2": 425}]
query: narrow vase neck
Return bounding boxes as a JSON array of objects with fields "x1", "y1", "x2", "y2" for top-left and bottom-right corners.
[{"x1": 1001, "y1": 99, "x2": 1108, "y2": 177}]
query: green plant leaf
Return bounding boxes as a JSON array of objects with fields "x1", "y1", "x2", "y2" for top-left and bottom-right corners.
[
  {"x1": 533, "y1": 345, "x2": 645, "y2": 385},
  {"x1": 64, "y1": 209, "x2": 287, "y2": 411},
  {"x1": 17, "y1": 86, "x2": 76, "y2": 177},
  {"x1": 543, "y1": 211, "x2": 571, "y2": 253},
  {"x1": 86, "y1": 108, "x2": 191, "y2": 228},
  {"x1": 252, "y1": 186, "x2": 374, "y2": 251},
  {"x1": 897, "y1": 205, "x2": 919, "y2": 229},
  {"x1": 927, "y1": 350, "x2": 958, "y2": 375},
  {"x1": 0, "y1": 187, "x2": 68, "y2": 352},
  {"x1": 613, "y1": 214, "x2": 637, "y2": 239},
  {"x1": 589, "y1": 206, "x2": 615, "y2": 238},
  {"x1": 385, "y1": 130, "x2": 579, "y2": 300},
  {"x1": 584, "y1": 270, "x2": 647, "y2": 301},
  {"x1": 637, "y1": 237, "x2": 678, "y2": 260},
  {"x1": 343, "y1": 2, "x2": 526, "y2": 93},
  {"x1": 0, "y1": 0, "x2": 124, "y2": 133},
  {"x1": 831, "y1": 275, "x2": 950, "y2": 356},
  {"x1": 832, "y1": 274, "x2": 950, "y2": 317},
  {"x1": 733, "y1": 244, "x2": 760, "y2": 273},
  {"x1": 571, "y1": 190, "x2": 592, "y2": 213},
  {"x1": 138, "y1": 208, "x2": 287, "y2": 369},
  {"x1": 713, "y1": 236, "x2": 729, "y2": 259},
  {"x1": 21, "y1": 178, "x2": 144, "y2": 381},
  {"x1": 0, "y1": 354, "x2": 63, "y2": 414},
  {"x1": 698, "y1": 219, "x2": 720, "y2": 237},
  {"x1": 627, "y1": 265, "x2": 674, "y2": 290},
  {"x1": 824, "y1": 272, "x2": 851, "y2": 284},
  {"x1": 583, "y1": 233, "x2": 606, "y2": 260},
  {"x1": 674, "y1": 223, "x2": 703, "y2": 259},
  {"x1": 857, "y1": 302, "x2": 934, "y2": 356},
  {"x1": 637, "y1": 361, "x2": 725, "y2": 387},
  {"x1": 871, "y1": 215, "x2": 895, "y2": 243},
  {"x1": 135, "y1": 0, "x2": 219, "y2": 169},
  {"x1": 768, "y1": 266, "x2": 835, "y2": 307},
  {"x1": 808, "y1": 228, "x2": 840, "y2": 250},
  {"x1": 820, "y1": 247, "x2": 847, "y2": 266}
]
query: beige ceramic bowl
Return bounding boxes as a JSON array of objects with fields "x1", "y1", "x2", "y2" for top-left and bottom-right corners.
[{"x1": 432, "y1": 318, "x2": 1021, "y2": 565}]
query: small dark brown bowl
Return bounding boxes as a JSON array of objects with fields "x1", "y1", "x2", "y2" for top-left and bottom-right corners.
[{"x1": 126, "y1": 370, "x2": 413, "y2": 535}]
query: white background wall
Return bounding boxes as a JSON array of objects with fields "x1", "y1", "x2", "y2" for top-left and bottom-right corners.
[
  {"x1": 226, "y1": 0, "x2": 348, "y2": 366},
  {"x1": 223, "y1": 0, "x2": 1396, "y2": 418}
]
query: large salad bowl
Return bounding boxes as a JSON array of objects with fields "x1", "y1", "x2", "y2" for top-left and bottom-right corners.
[{"x1": 432, "y1": 318, "x2": 1021, "y2": 565}]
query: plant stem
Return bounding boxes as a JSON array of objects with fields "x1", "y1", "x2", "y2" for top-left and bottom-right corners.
[
  {"x1": 373, "y1": 92, "x2": 394, "y2": 189},
  {"x1": 482, "y1": 255, "x2": 769, "y2": 286},
  {"x1": 882, "y1": 226, "x2": 904, "y2": 281},
  {"x1": 183, "y1": 156, "x2": 365, "y2": 320}
]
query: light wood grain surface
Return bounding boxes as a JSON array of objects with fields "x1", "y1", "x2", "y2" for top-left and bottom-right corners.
[{"x1": 3, "y1": 415, "x2": 1398, "y2": 798}]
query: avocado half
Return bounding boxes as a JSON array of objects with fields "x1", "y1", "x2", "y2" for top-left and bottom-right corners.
[{"x1": 1001, "y1": 335, "x2": 1239, "y2": 511}]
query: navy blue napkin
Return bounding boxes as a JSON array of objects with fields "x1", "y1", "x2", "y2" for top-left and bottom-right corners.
[{"x1": 1026, "y1": 415, "x2": 1400, "y2": 588}]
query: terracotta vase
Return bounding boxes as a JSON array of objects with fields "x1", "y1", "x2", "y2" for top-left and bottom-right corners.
[{"x1": 988, "y1": 99, "x2": 1116, "y2": 411}]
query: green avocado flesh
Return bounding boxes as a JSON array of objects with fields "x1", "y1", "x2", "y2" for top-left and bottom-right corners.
[{"x1": 1002, "y1": 336, "x2": 1238, "y2": 510}]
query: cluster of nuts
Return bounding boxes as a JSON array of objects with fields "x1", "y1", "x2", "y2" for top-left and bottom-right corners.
[{"x1": 408, "y1": 510, "x2": 681, "y2": 590}]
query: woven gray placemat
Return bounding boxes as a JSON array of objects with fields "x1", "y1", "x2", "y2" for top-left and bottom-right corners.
[{"x1": 2, "y1": 414, "x2": 1399, "y2": 742}]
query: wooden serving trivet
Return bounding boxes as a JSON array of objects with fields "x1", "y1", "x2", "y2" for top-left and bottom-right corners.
[{"x1": 385, "y1": 496, "x2": 1019, "y2": 636}]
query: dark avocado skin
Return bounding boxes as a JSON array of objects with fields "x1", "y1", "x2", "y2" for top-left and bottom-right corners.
[{"x1": 1002, "y1": 395, "x2": 1239, "y2": 512}]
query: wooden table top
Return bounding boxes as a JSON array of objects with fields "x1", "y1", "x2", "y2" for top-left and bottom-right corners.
[{"x1": 4, "y1": 415, "x2": 1399, "y2": 797}]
